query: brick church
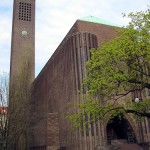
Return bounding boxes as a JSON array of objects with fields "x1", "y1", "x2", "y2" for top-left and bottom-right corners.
[{"x1": 10, "y1": 0, "x2": 150, "y2": 150}]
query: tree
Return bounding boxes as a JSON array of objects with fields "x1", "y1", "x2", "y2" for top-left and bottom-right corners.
[
  {"x1": 0, "y1": 58, "x2": 32, "y2": 150},
  {"x1": 67, "y1": 8, "x2": 150, "y2": 129},
  {"x1": 0, "y1": 73, "x2": 9, "y2": 150},
  {"x1": 8, "y1": 49, "x2": 33, "y2": 150}
]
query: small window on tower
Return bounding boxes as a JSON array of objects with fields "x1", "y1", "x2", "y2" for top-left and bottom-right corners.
[{"x1": 19, "y1": 2, "x2": 32, "y2": 21}]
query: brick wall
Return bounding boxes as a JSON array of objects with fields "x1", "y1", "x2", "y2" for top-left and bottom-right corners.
[
  {"x1": 47, "y1": 113, "x2": 60, "y2": 149},
  {"x1": 29, "y1": 21, "x2": 149, "y2": 149}
]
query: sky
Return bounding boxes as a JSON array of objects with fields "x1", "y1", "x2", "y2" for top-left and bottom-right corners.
[{"x1": 0, "y1": 0, "x2": 149, "y2": 77}]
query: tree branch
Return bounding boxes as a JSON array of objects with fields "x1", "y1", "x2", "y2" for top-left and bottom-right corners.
[
  {"x1": 103, "y1": 106, "x2": 150, "y2": 118},
  {"x1": 125, "y1": 109, "x2": 150, "y2": 118}
]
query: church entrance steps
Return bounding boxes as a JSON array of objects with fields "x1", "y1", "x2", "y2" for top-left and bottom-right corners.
[
  {"x1": 120, "y1": 143, "x2": 143, "y2": 150},
  {"x1": 95, "y1": 140, "x2": 144, "y2": 150},
  {"x1": 110, "y1": 140, "x2": 143, "y2": 150},
  {"x1": 111, "y1": 139, "x2": 128, "y2": 145}
]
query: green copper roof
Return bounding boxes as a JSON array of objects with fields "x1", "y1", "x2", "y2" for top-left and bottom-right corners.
[{"x1": 79, "y1": 16, "x2": 120, "y2": 27}]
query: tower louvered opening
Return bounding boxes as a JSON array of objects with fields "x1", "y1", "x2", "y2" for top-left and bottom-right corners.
[{"x1": 19, "y1": 2, "x2": 32, "y2": 21}]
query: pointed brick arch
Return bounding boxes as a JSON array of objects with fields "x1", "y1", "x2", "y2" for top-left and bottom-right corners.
[{"x1": 104, "y1": 114, "x2": 138, "y2": 144}]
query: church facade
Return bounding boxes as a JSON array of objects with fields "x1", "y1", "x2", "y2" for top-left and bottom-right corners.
[
  {"x1": 28, "y1": 18, "x2": 121, "y2": 150},
  {"x1": 10, "y1": 0, "x2": 150, "y2": 150}
]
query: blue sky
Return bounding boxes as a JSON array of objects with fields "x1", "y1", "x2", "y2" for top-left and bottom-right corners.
[{"x1": 0, "y1": 0, "x2": 149, "y2": 77}]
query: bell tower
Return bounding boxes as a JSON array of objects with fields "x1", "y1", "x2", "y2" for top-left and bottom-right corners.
[
  {"x1": 9, "y1": 1, "x2": 36, "y2": 148},
  {"x1": 10, "y1": 0, "x2": 35, "y2": 81}
]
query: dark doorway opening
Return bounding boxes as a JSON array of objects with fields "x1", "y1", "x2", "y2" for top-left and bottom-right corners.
[
  {"x1": 60, "y1": 147, "x2": 66, "y2": 150},
  {"x1": 106, "y1": 116, "x2": 136, "y2": 144}
]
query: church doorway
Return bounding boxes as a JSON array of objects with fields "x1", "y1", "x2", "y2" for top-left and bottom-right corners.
[{"x1": 106, "y1": 116, "x2": 136, "y2": 144}]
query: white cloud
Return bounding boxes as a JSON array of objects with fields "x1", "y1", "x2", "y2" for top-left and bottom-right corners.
[{"x1": 0, "y1": 0, "x2": 149, "y2": 76}]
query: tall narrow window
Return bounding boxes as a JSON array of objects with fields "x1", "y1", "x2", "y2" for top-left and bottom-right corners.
[
  {"x1": 147, "y1": 118, "x2": 150, "y2": 132},
  {"x1": 147, "y1": 89, "x2": 150, "y2": 96},
  {"x1": 76, "y1": 48, "x2": 80, "y2": 90},
  {"x1": 90, "y1": 114, "x2": 94, "y2": 136},
  {"x1": 85, "y1": 113, "x2": 89, "y2": 136}
]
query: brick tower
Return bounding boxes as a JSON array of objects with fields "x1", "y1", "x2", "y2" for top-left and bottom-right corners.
[
  {"x1": 9, "y1": 0, "x2": 35, "y2": 149},
  {"x1": 10, "y1": 0, "x2": 35, "y2": 81}
]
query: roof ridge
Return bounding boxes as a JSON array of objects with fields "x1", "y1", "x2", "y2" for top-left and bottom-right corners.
[{"x1": 79, "y1": 16, "x2": 120, "y2": 27}]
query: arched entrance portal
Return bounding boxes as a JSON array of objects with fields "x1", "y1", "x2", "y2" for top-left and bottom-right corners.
[{"x1": 106, "y1": 116, "x2": 136, "y2": 145}]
